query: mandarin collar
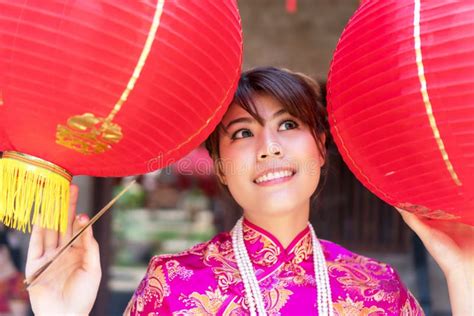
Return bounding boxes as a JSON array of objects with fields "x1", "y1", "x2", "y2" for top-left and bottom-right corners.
[{"x1": 242, "y1": 218, "x2": 313, "y2": 267}]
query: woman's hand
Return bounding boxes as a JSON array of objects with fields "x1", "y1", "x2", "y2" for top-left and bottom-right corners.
[
  {"x1": 398, "y1": 208, "x2": 474, "y2": 315},
  {"x1": 26, "y1": 185, "x2": 102, "y2": 316}
]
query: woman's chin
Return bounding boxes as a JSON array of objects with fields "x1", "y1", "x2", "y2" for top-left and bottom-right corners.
[{"x1": 245, "y1": 193, "x2": 307, "y2": 216}]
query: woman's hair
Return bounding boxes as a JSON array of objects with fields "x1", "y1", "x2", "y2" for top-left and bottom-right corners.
[{"x1": 205, "y1": 66, "x2": 330, "y2": 199}]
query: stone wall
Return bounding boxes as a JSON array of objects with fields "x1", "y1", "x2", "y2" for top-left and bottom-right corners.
[{"x1": 238, "y1": 0, "x2": 359, "y2": 80}]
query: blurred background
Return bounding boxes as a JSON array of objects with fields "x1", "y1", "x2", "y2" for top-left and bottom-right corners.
[{"x1": 0, "y1": 1, "x2": 450, "y2": 315}]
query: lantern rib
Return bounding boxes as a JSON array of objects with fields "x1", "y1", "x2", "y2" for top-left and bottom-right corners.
[{"x1": 413, "y1": 0, "x2": 462, "y2": 187}]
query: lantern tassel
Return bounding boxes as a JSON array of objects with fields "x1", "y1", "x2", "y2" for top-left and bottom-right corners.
[{"x1": 0, "y1": 152, "x2": 71, "y2": 233}]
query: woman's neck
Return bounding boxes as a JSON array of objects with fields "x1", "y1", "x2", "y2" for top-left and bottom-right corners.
[{"x1": 243, "y1": 203, "x2": 311, "y2": 248}]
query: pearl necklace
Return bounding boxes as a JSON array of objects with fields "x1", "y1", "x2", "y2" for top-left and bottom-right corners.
[{"x1": 232, "y1": 218, "x2": 333, "y2": 316}]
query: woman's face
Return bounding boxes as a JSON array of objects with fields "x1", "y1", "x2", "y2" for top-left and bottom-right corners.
[{"x1": 218, "y1": 94, "x2": 325, "y2": 218}]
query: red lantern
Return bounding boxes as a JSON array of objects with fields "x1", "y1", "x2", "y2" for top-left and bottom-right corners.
[
  {"x1": 0, "y1": 0, "x2": 242, "y2": 232},
  {"x1": 327, "y1": 0, "x2": 474, "y2": 225}
]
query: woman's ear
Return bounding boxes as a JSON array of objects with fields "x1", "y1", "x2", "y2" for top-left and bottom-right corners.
[
  {"x1": 215, "y1": 159, "x2": 227, "y2": 185},
  {"x1": 318, "y1": 133, "x2": 327, "y2": 167}
]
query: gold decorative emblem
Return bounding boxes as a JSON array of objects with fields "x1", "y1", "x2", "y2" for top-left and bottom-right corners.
[
  {"x1": 56, "y1": 113, "x2": 123, "y2": 154},
  {"x1": 397, "y1": 202, "x2": 460, "y2": 220},
  {"x1": 56, "y1": 0, "x2": 165, "y2": 154}
]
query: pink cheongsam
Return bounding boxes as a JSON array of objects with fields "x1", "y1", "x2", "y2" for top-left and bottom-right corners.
[{"x1": 125, "y1": 219, "x2": 423, "y2": 315}]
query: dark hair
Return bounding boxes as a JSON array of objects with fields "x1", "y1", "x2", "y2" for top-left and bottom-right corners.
[{"x1": 205, "y1": 66, "x2": 330, "y2": 199}]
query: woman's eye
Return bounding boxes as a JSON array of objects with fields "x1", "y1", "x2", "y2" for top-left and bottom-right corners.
[
  {"x1": 231, "y1": 129, "x2": 253, "y2": 140},
  {"x1": 279, "y1": 120, "x2": 298, "y2": 131}
]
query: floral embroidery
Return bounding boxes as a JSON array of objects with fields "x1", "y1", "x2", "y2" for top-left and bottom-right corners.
[
  {"x1": 166, "y1": 260, "x2": 193, "y2": 281},
  {"x1": 401, "y1": 292, "x2": 425, "y2": 316},
  {"x1": 333, "y1": 296, "x2": 386, "y2": 315},
  {"x1": 221, "y1": 299, "x2": 245, "y2": 316},
  {"x1": 280, "y1": 260, "x2": 311, "y2": 286},
  {"x1": 243, "y1": 224, "x2": 281, "y2": 266},
  {"x1": 176, "y1": 287, "x2": 228, "y2": 315},
  {"x1": 259, "y1": 273, "x2": 294, "y2": 314},
  {"x1": 290, "y1": 232, "x2": 312, "y2": 264},
  {"x1": 328, "y1": 254, "x2": 400, "y2": 304},
  {"x1": 202, "y1": 238, "x2": 240, "y2": 293},
  {"x1": 127, "y1": 259, "x2": 170, "y2": 314},
  {"x1": 126, "y1": 223, "x2": 424, "y2": 315}
]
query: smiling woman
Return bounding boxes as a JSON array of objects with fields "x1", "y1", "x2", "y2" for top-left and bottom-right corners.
[
  {"x1": 26, "y1": 67, "x2": 472, "y2": 315},
  {"x1": 207, "y1": 67, "x2": 328, "y2": 197},
  {"x1": 124, "y1": 67, "x2": 423, "y2": 315},
  {"x1": 206, "y1": 68, "x2": 328, "y2": 247}
]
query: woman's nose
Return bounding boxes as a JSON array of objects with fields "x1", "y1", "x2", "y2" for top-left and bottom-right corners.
[{"x1": 257, "y1": 132, "x2": 283, "y2": 160}]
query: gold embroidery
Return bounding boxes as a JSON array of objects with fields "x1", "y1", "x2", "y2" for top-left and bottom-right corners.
[
  {"x1": 413, "y1": 0, "x2": 461, "y2": 186},
  {"x1": 129, "y1": 262, "x2": 170, "y2": 314},
  {"x1": 329, "y1": 255, "x2": 400, "y2": 304},
  {"x1": 265, "y1": 286, "x2": 293, "y2": 314},
  {"x1": 176, "y1": 287, "x2": 228, "y2": 315},
  {"x1": 281, "y1": 261, "x2": 308, "y2": 286},
  {"x1": 202, "y1": 241, "x2": 240, "y2": 293},
  {"x1": 333, "y1": 297, "x2": 385, "y2": 316},
  {"x1": 397, "y1": 202, "x2": 460, "y2": 220},
  {"x1": 188, "y1": 240, "x2": 214, "y2": 256},
  {"x1": 56, "y1": 113, "x2": 122, "y2": 154},
  {"x1": 221, "y1": 299, "x2": 243, "y2": 316},
  {"x1": 258, "y1": 261, "x2": 315, "y2": 314},
  {"x1": 401, "y1": 292, "x2": 425, "y2": 316},
  {"x1": 56, "y1": 0, "x2": 165, "y2": 154},
  {"x1": 146, "y1": 264, "x2": 170, "y2": 310},
  {"x1": 195, "y1": 227, "x2": 317, "y2": 314},
  {"x1": 166, "y1": 260, "x2": 193, "y2": 281},
  {"x1": 290, "y1": 232, "x2": 312, "y2": 264},
  {"x1": 243, "y1": 224, "x2": 281, "y2": 266}
]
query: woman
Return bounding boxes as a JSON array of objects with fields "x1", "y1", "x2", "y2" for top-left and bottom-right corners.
[{"x1": 26, "y1": 67, "x2": 473, "y2": 315}]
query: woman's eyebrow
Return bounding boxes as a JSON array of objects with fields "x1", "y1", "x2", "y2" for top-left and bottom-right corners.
[
  {"x1": 224, "y1": 109, "x2": 289, "y2": 130},
  {"x1": 225, "y1": 117, "x2": 254, "y2": 130},
  {"x1": 272, "y1": 109, "x2": 288, "y2": 120}
]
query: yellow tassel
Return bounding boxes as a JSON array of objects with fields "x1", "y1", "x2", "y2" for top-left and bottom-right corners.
[{"x1": 0, "y1": 152, "x2": 71, "y2": 233}]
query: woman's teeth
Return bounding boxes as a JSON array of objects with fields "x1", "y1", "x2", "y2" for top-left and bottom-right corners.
[{"x1": 255, "y1": 170, "x2": 294, "y2": 184}]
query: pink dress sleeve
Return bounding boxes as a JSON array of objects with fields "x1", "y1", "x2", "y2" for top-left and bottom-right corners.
[
  {"x1": 323, "y1": 239, "x2": 425, "y2": 315},
  {"x1": 390, "y1": 266, "x2": 425, "y2": 315},
  {"x1": 124, "y1": 256, "x2": 172, "y2": 316}
]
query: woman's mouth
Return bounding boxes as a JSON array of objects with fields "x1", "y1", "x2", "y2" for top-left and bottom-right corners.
[{"x1": 253, "y1": 169, "x2": 296, "y2": 186}]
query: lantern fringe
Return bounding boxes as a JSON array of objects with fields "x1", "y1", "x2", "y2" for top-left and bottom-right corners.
[{"x1": 0, "y1": 155, "x2": 70, "y2": 233}]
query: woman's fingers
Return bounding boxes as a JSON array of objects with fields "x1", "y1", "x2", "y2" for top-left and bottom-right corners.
[
  {"x1": 59, "y1": 185, "x2": 79, "y2": 246},
  {"x1": 28, "y1": 185, "x2": 79, "y2": 266},
  {"x1": 27, "y1": 224, "x2": 46, "y2": 261},
  {"x1": 72, "y1": 214, "x2": 92, "y2": 248},
  {"x1": 43, "y1": 227, "x2": 59, "y2": 252},
  {"x1": 44, "y1": 185, "x2": 79, "y2": 251},
  {"x1": 397, "y1": 208, "x2": 429, "y2": 236},
  {"x1": 397, "y1": 208, "x2": 437, "y2": 249},
  {"x1": 84, "y1": 232, "x2": 101, "y2": 273},
  {"x1": 72, "y1": 213, "x2": 101, "y2": 271}
]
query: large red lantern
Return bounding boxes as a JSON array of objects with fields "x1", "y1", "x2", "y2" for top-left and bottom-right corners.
[
  {"x1": 0, "y1": 0, "x2": 242, "y2": 232},
  {"x1": 327, "y1": 0, "x2": 474, "y2": 225}
]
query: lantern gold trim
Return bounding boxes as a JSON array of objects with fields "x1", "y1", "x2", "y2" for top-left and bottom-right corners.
[{"x1": 0, "y1": 151, "x2": 71, "y2": 232}]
